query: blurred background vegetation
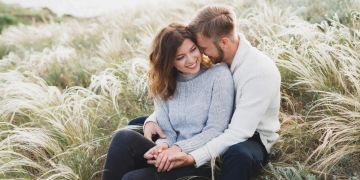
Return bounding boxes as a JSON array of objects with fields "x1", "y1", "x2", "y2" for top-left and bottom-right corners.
[
  {"x1": 0, "y1": 0, "x2": 359, "y2": 179},
  {"x1": 0, "y1": 2, "x2": 63, "y2": 33}
]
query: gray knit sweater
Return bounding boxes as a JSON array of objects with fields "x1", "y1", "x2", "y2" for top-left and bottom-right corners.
[{"x1": 154, "y1": 63, "x2": 234, "y2": 153}]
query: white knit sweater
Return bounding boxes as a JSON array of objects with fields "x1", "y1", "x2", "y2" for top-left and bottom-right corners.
[{"x1": 189, "y1": 33, "x2": 281, "y2": 167}]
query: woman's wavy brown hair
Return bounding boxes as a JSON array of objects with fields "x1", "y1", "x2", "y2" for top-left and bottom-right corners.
[{"x1": 148, "y1": 23, "x2": 211, "y2": 101}]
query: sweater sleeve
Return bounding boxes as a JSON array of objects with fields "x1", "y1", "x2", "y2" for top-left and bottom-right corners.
[
  {"x1": 142, "y1": 112, "x2": 157, "y2": 131},
  {"x1": 189, "y1": 71, "x2": 281, "y2": 167},
  {"x1": 153, "y1": 98, "x2": 177, "y2": 146},
  {"x1": 145, "y1": 112, "x2": 157, "y2": 123},
  {"x1": 174, "y1": 66, "x2": 234, "y2": 153}
]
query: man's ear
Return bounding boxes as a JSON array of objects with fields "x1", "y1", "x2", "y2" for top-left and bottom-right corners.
[{"x1": 219, "y1": 37, "x2": 229, "y2": 49}]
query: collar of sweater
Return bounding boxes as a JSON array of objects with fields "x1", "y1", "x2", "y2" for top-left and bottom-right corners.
[
  {"x1": 230, "y1": 33, "x2": 252, "y2": 74},
  {"x1": 177, "y1": 67, "x2": 206, "y2": 82}
]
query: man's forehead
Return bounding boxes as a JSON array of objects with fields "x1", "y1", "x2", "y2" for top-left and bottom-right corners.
[{"x1": 196, "y1": 33, "x2": 207, "y2": 40}]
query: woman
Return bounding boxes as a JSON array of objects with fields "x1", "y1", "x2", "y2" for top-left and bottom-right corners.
[{"x1": 102, "y1": 23, "x2": 234, "y2": 180}]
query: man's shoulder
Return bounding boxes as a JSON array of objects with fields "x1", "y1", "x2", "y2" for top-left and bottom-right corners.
[{"x1": 234, "y1": 48, "x2": 280, "y2": 82}]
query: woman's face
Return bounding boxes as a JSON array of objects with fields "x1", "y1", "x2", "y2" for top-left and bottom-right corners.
[{"x1": 173, "y1": 38, "x2": 202, "y2": 75}]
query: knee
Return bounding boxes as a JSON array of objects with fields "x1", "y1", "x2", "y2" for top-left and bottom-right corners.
[
  {"x1": 111, "y1": 129, "x2": 139, "y2": 145},
  {"x1": 223, "y1": 144, "x2": 252, "y2": 165},
  {"x1": 121, "y1": 172, "x2": 135, "y2": 180}
]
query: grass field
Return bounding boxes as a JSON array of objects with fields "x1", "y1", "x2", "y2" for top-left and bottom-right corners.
[{"x1": 0, "y1": 0, "x2": 359, "y2": 179}]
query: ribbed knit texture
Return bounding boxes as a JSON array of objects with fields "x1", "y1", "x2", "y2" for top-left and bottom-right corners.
[{"x1": 154, "y1": 63, "x2": 235, "y2": 153}]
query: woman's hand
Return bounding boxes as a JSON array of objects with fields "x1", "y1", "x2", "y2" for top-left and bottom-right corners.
[
  {"x1": 155, "y1": 145, "x2": 182, "y2": 172},
  {"x1": 144, "y1": 121, "x2": 166, "y2": 141},
  {"x1": 144, "y1": 143, "x2": 169, "y2": 164},
  {"x1": 167, "y1": 152, "x2": 195, "y2": 170}
]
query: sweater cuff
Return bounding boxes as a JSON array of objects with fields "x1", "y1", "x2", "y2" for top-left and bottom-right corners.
[
  {"x1": 174, "y1": 141, "x2": 193, "y2": 153},
  {"x1": 142, "y1": 113, "x2": 157, "y2": 130},
  {"x1": 155, "y1": 138, "x2": 168, "y2": 145},
  {"x1": 189, "y1": 147, "x2": 211, "y2": 168}
]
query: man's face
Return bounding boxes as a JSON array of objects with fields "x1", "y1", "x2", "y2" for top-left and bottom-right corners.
[{"x1": 195, "y1": 33, "x2": 224, "y2": 64}]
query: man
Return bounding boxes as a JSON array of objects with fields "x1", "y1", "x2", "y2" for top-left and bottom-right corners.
[{"x1": 143, "y1": 5, "x2": 281, "y2": 180}]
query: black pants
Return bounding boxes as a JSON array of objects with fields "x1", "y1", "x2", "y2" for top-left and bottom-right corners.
[
  {"x1": 125, "y1": 116, "x2": 269, "y2": 180},
  {"x1": 102, "y1": 129, "x2": 211, "y2": 180},
  {"x1": 218, "y1": 131, "x2": 268, "y2": 180}
]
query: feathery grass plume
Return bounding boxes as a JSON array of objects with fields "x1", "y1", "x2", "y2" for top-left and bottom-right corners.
[
  {"x1": 89, "y1": 58, "x2": 152, "y2": 123},
  {"x1": 276, "y1": 0, "x2": 360, "y2": 27},
  {"x1": 44, "y1": 140, "x2": 106, "y2": 180},
  {"x1": 96, "y1": 30, "x2": 136, "y2": 63},
  {"x1": 116, "y1": 58, "x2": 149, "y2": 99},
  {"x1": 266, "y1": 162, "x2": 316, "y2": 180},
  {"x1": 0, "y1": 24, "x2": 63, "y2": 55},
  {"x1": 89, "y1": 68, "x2": 123, "y2": 116},
  {"x1": 0, "y1": 126, "x2": 63, "y2": 178},
  {"x1": 53, "y1": 86, "x2": 113, "y2": 144},
  {"x1": 275, "y1": 17, "x2": 360, "y2": 173},
  {"x1": 0, "y1": 0, "x2": 359, "y2": 179},
  {"x1": 38, "y1": 85, "x2": 117, "y2": 179},
  {"x1": 0, "y1": 21, "x2": 108, "y2": 88},
  {"x1": 0, "y1": 71, "x2": 61, "y2": 124},
  {"x1": 0, "y1": 52, "x2": 20, "y2": 72},
  {"x1": 111, "y1": 60, "x2": 153, "y2": 120},
  {"x1": 38, "y1": 164, "x2": 79, "y2": 180},
  {"x1": 233, "y1": 0, "x2": 360, "y2": 176},
  {"x1": 306, "y1": 91, "x2": 360, "y2": 172},
  {"x1": 270, "y1": 113, "x2": 316, "y2": 163},
  {"x1": 0, "y1": 70, "x2": 116, "y2": 179}
]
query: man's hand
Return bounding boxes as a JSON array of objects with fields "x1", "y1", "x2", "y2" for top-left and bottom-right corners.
[
  {"x1": 144, "y1": 143, "x2": 168, "y2": 164},
  {"x1": 155, "y1": 145, "x2": 182, "y2": 172},
  {"x1": 144, "y1": 121, "x2": 166, "y2": 141},
  {"x1": 167, "y1": 152, "x2": 195, "y2": 171}
]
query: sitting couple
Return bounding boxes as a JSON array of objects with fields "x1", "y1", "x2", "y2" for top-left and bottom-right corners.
[{"x1": 102, "y1": 5, "x2": 281, "y2": 180}]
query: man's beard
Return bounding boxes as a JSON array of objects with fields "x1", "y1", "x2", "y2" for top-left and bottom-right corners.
[{"x1": 209, "y1": 43, "x2": 224, "y2": 64}]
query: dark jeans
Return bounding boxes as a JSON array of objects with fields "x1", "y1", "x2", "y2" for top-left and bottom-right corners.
[
  {"x1": 219, "y1": 132, "x2": 268, "y2": 180},
  {"x1": 102, "y1": 129, "x2": 211, "y2": 180},
  {"x1": 126, "y1": 116, "x2": 269, "y2": 180},
  {"x1": 127, "y1": 116, "x2": 148, "y2": 126}
]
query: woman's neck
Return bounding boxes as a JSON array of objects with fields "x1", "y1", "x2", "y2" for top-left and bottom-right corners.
[{"x1": 177, "y1": 68, "x2": 205, "y2": 82}]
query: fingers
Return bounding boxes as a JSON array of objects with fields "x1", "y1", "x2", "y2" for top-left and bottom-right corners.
[
  {"x1": 144, "y1": 146, "x2": 159, "y2": 159},
  {"x1": 155, "y1": 152, "x2": 164, "y2": 168},
  {"x1": 163, "y1": 159, "x2": 172, "y2": 172},
  {"x1": 157, "y1": 154, "x2": 168, "y2": 172},
  {"x1": 144, "y1": 151, "x2": 153, "y2": 160},
  {"x1": 147, "y1": 159, "x2": 156, "y2": 165},
  {"x1": 144, "y1": 121, "x2": 166, "y2": 140},
  {"x1": 167, "y1": 162, "x2": 175, "y2": 172}
]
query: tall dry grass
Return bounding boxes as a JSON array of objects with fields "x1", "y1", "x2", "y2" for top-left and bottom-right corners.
[{"x1": 0, "y1": 0, "x2": 359, "y2": 179}]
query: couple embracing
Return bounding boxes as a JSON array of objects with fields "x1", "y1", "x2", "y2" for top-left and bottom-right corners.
[{"x1": 102, "y1": 5, "x2": 281, "y2": 180}]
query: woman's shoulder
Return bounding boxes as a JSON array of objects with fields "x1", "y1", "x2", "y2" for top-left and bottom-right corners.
[{"x1": 205, "y1": 63, "x2": 232, "y2": 79}]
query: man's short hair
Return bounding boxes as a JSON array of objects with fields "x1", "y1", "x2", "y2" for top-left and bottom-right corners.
[{"x1": 188, "y1": 5, "x2": 236, "y2": 41}]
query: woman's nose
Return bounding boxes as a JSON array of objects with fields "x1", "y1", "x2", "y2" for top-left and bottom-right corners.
[{"x1": 186, "y1": 55, "x2": 197, "y2": 64}]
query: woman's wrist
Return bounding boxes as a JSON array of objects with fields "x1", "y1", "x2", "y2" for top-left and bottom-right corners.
[
  {"x1": 161, "y1": 142, "x2": 169, "y2": 148},
  {"x1": 171, "y1": 144, "x2": 182, "y2": 152}
]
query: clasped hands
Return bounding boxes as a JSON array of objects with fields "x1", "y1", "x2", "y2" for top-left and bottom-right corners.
[{"x1": 143, "y1": 142, "x2": 194, "y2": 172}]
